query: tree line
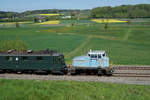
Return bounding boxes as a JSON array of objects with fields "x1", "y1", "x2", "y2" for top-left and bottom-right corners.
[
  {"x1": 1, "y1": 4, "x2": 150, "y2": 20},
  {"x1": 0, "y1": 9, "x2": 90, "y2": 22},
  {"x1": 90, "y1": 4, "x2": 150, "y2": 18},
  {"x1": 0, "y1": 11, "x2": 18, "y2": 18},
  {"x1": 0, "y1": 9, "x2": 90, "y2": 18}
]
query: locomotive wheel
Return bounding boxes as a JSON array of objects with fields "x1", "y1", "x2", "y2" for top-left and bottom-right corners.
[
  {"x1": 0, "y1": 70, "x2": 5, "y2": 74},
  {"x1": 105, "y1": 69, "x2": 113, "y2": 76},
  {"x1": 51, "y1": 71, "x2": 65, "y2": 75},
  {"x1": 70, "y1": 71, "x2": 76, "y2": 75},
  {"x1": 98, "y1": 70, "x2": 102, "y2": 76},
  {"x1": 68, "y1": 67, "x2": 76, "y2": 75},
  {"x1": 17, "y1": 71, "x2": 23, "y2": 74}
]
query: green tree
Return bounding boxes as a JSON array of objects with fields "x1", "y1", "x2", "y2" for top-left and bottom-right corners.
[
  {"x1": 90, "y1": 4, "x2": 150, "y2": 18},
  {"x1": 126, "y1": 20, "x2": 131, "y2": 26},
  {"x1": 15, "y1": 22, "x2": 20, "y2": 28},
  {"x1": 104, "y1": 22, "x2": 108, "y2": 30},
  {"x1": 71, "y1": 12, "x2": 76, "y2": 19},
  {"x1": 33, "y1": 18, "x2": 39, "y2": 23}
]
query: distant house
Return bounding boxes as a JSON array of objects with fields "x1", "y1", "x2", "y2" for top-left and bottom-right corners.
[
  {"x1": 39, "y1": 19, "x2": 42, "y2": 23},
  {"x1": 62, "y1": 16, "x2": 71, "y2": 19},
  {"x1": 2, "y1": 18, "x2": 9, "y2": 20}
]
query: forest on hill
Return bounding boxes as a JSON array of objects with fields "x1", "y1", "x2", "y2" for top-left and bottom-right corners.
[
  {"x1": 90, "y1": 4, "x2": 150, "y2": 18},
  {"x1": 0, "y1": 11, "x2": 18, "y2": 18},
  {"x1": 0, "y1": 9, "x2": 90, "y2": 18}
]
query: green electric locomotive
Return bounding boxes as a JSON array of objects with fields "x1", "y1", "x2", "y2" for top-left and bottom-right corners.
[{"x1": 0, "y1": 49, "x2": 67, "y2": 74}]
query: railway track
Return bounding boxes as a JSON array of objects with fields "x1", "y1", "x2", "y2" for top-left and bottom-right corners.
[
  {"x1": 113, "y1": 73, "x2": 150, "y2": 77},
  {"x1": 113, "y1": 67, "x2": 150, "y2": 70},
  {"x1": 112, "y1": 66, "x2": 150, "y2": 77},
  {"x1": 0, "y1": 66, "x2": 150, "y2": 85},
  {"x1": 0, "y1": 66, "x2": 150, "y2": 78}
]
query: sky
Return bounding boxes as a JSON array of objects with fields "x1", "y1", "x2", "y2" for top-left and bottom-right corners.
[{"x1": 0, "y1": 0, "x2": 150, "y2": 12}]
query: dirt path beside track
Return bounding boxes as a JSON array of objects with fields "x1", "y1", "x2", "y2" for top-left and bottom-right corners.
[{"x1": 0, "y1": 74, "x2": 150, "y2": 85}]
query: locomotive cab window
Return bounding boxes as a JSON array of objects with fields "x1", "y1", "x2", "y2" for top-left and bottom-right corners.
[
  {"x1": 91, "y1": 54, "x2": 94, "y2": 58},
  {"x1": 94, "y1": 54, "x2": 97, "y2": 58},
  {"x1": 53, "y1": 56, "x2": 57, "y2": 64},
  {"x1": 98, "y1": 55, "x2": 101, "y2": 58},
  {"x1": 60, "y1": 55, "x2": 65, "y2": 64},
  {"x1": 37, "y1": 56, "x2": 43, "y2": 60},
  {"x1": 6, "y1": 56, "x2": 13, "y2": 61},
  {"x1": 58, "y1": 56, "x2": 61, "y2": 61}
]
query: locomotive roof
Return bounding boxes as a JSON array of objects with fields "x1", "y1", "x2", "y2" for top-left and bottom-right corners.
[
  {"x1": 0, "y1": 50, "x2": 63, "y2": 56},
  {"x1": 88, "y1": 50, "x2": 105, "y2": 55}
]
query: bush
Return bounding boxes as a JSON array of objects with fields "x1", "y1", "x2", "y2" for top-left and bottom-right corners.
[
  {"x1": 0, "y1": 38, "x2": 28, "y2": 51},
  {"x1": 15, "y1": 22, "x2": 20, "y2": 28}
]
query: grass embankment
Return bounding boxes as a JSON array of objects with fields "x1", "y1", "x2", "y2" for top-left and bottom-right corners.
[
  {"x1": 0, "y1": 79, "x2": 150, "y2": 100},
  {"x1": 0, "y1": 20, "x2": 150, "y2": 64}
]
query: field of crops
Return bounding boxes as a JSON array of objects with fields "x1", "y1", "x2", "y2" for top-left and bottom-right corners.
[
  {"x1": 39, "y1": 13, "x2": 63, "y2": 16},
  {"x1": 92, "y1": 19, "x2": 127, "y2": 23},
  {"x1": 60, "y1": 20, "x2": 93, "y2": 24},
  {"x1": 37, "y1": 20, "x2": 60, "y2": 25},
  {"x1": 0, "y1": 19, "x2": 150, "y2": 64},
  {"x1": 0, "y1": 27, "x2": 85, "y2": 53}
]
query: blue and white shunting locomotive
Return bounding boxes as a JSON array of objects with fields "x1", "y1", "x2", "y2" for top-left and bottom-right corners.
[{"x1": 71, "y1": 50, "x2": 113, "y2": 75}]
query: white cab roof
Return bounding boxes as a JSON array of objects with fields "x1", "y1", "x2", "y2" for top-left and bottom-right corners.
[{"x1": 88, "y1": 50, "x2": 105, "y2": 55}]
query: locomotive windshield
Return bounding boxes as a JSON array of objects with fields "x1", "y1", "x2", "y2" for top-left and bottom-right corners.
[
  {"x1": 59, "y1": 55, "x2": 65, "y2": 64},
  {"x1": 88, "y1": 54, "x2": 105, "y2": 58},
  {"x1": 98, "y1": 54, "x2": 101, "y2": 58},
  {"x1": 88, "y1": 50, "x2": 106, "y2": 59}
]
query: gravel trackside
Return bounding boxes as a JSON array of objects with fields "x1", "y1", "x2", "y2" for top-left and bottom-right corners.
[{"x1": 0, "y1": 74, "x2": 150, "y2": 85}]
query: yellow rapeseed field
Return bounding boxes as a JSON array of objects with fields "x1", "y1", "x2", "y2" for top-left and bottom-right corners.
[
  {"x1": 39, "y1": 14, "x2": 63, "y2": 16},
  {"x1": 92, "y1": 19, "x2": 127, "y2": 23},
  {"x1": 0, "y1": 22, "x2": 14, "y2": 25},
  {"x1": 0, "y1": 22, "x2": 31, "y2": 25},
  {"x1": 38, "y1": 20, "x2": 60, "y2": 25}
]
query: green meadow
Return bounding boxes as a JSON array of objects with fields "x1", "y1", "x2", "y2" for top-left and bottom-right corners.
[
  {"x1": 0, "y1": 79, "x2": 150, "y2": 100},
  {"x1": 0, "y1": 19, "x2": 150, "y2": 64}
]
